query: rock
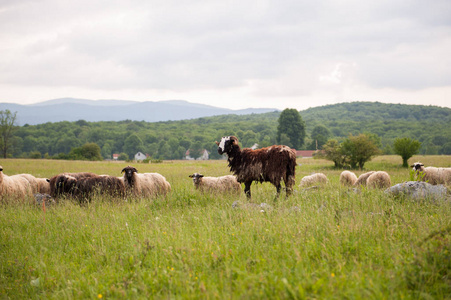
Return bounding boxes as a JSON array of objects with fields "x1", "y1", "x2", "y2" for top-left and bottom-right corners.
[{"x1": 385, "y1": 181, "x2": 449, "y2": 201}]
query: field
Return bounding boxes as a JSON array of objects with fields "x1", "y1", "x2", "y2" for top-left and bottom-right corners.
[{"x1": 1, "y1": 156, "x2": 450, "y2": 299}]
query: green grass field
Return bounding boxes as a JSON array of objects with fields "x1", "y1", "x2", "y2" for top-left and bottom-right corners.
[{"x1": 1, "y1": 156, "x2": 450, "y2": 299}]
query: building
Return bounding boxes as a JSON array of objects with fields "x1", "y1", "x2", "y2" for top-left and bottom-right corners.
[
  {"x1": 134, "y1": 152, "x2": 148, "y2": 161},
  {"x1": 185, "y1": 149, "x2": 209, "y2": 160},
  {"x1": 293, "y1": 150, "x2": 317, "y2": 158},
  {"x1": 112, "y1": 154, "x2": 119, "y2": 160}
]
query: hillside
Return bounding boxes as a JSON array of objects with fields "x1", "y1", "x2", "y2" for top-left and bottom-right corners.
[
  {"x1": 8, "y1": 102, "x2": 451, "y2": 159},
  {"x1": 0, "y1": 98, "x2": 278, "y2": 125}
]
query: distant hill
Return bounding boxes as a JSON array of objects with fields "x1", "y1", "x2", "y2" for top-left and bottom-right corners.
[{"x1": 0, "y1": 98, "x2": 278, "y2": 125}]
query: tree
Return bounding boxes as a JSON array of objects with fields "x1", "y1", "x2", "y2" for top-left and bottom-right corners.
[
  {"x1": 0, "y1": 110, "x2": 18, "y2": 158},
  {"x1": 277, "y1": 108, "x2": 305, "y2": 149},
  {"x1": 341, "y1": 134, "x2": 381, "y2": 169},
  {"x1": 319, "y1": 139, "x2": 345, "y2": 168},
  {"x1": 123, "y1": 133, "x2": 144, "y2": 158},
  {"x1": 393, "y1": 137, "x2": 421, "y2": 167},
  {"x1": 309, "y1": 125, "x2": 331, "y2": 150}
]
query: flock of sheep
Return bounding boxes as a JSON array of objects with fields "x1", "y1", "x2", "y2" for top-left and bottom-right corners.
[
  {"x1": 1, "y1": 135, "x2": 451, "y2": 204},
  {"x1": 0, "y1": 165, "x2": 172, "y2": 204}
]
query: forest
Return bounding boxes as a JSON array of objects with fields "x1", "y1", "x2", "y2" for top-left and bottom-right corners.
[{"x1": 4, "y1": 101, "x2": 451, "y2": 160}]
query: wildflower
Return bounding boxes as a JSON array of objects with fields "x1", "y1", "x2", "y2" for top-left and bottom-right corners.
[
  {"x1": 331, "y1": 273, "x2": 335, "y2": 277},
  {"x1": 98, "y1": 294, "x2": 103, "y2": 298}
]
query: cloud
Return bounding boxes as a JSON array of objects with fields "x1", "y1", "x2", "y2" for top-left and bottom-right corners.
[{"x1": 0, "y1": 0, "x2": 450, "y2": 109}]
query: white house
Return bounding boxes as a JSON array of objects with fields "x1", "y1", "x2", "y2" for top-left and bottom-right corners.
[
  {"x1": 134, "y1": 152, "x2": 147, "y2": 161},
  {"x1": 185, "y1": 149, "x2": 209, "y2": 160}
]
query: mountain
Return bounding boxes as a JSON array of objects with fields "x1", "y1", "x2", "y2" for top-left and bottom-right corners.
[{"x1": 0, "y1": 98, "x2": 278, "y2": 125}]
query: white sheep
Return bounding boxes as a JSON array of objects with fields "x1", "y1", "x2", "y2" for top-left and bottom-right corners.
[
  {"x1": 122, "y1": 166, "x2": 171, "y2": 198},
  {"x1": 339, "y1": 171, "x2": 357, "y2": 186},
  {"x1": 299, "y1": 173, "x2": 328, "y2": 188},
  {"x1": 354, "y1": 171, "x2": 376, "y2": 187},
  {"x1": 188, "y1": 173, "x2": 241, "y2": 194},
  {"x1": 17, "y1": 173, "x2": 50, "y2": 194},
  {"x1": 0, "y1": 166, "x2": 33, "y2": 202},
  {"x1": 367, "y1": 171, "x2": 391, "y2": 189},
  {"x1": 411, "y1": 162, "x2": 451, "y2": 186}
]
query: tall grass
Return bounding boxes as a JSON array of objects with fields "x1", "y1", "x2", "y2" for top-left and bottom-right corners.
[{"x1": 1, "y1": 156, "x2": 450, "y2": 299}]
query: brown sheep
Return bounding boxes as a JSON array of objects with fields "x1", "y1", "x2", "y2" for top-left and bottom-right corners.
[{"x1": 216, "y1": 136, "x2": 296, "y2": 198}]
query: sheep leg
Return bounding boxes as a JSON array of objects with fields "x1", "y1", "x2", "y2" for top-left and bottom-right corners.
[{"x1": 244, "y1": 181, "x2": 252, "y2": 199}]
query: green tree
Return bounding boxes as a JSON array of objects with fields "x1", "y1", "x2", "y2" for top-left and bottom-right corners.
[
  {"x1": 277, "y1": 108, "x2": 305, "y2": 149},
  {"x1": 319, "y1": 139, "x2": 345, "y2": 168},
  {"x1": 341, "y1": 134, "x2": 381, "y2": 169},
  {"x1": 0, "y1": 110, "x2": 18, "y2": 158},
  {"x1": 309, "y1": 125, "x2": 331, "y2": 150},
  {"x1": 123, "y1": 133, "x2": 144, "y2": 158},
  {"x1": 81, "y1": 143, "x2": 103, "y2": 161},
  {"x1": 393, "y1": 137, "x2": 421, "y2": 167},
  {"x1": 118, "y1": 152, "x2": 129, "y2": 160}
]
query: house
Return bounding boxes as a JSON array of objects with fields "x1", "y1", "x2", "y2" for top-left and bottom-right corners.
[
  {"x1": 134, "y1": 152, "x2": 148, "y2": 161},
  {"x1": 185, "y1": 149, "x2": 209, "y2": 160},
  {"x1": 293, "y1": 150, "x2": 317, "y2": 158},
  {"x1": 112, "y1": 154, "x2": 119, "y2": 160}
]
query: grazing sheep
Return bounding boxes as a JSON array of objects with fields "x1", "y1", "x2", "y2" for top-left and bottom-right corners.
[
  {"x1": 48, "y1": 172, "x2": 98, "y2": 198},
  {"x1": 367, "y1": 171, "x2": 391, "y2": 189},
  {"x1": 0, "y1": 166, "x2": 33, "y2": 202},
  {"x1": 48, "y1": 173, "x2": 125, "y2": 201},
  {"x1": 216, "y1": 136, "x2": 296, "y2": 198},
  {"x1": 17, "y1": 174, "x2": 50, "y2": 194},
  {"x1": 339, "y1": 171, "x2": 358, "y2": 186},
  {"x1": 354, "y1": 171, "x2": 376, "y2": 187},
  {"x1": 411, "y1": 162, "x2": 451, "y2": 186},
  {"x1": 188, "y1": 173, "x2": 241, "y2": 194},
  {"x1": 121, "y1": 166, "x2": 171, "y2": 198},
  {"x1": 299, "y1": 173, "x2": 328, "y2": 187}
]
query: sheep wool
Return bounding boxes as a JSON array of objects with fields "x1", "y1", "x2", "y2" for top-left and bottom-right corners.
[
  {"x1": 412, "y1": 162, "x2": 451, "y2": 186},
  {"x1": 367, "y1": 171, "x2": 391, "y2": 189},
  {"x1": 339, "y1": 171, "x2": 357, "y2": 186},
  {"x1": 122, "y1": 166, "x2": 171, "y2": 198},
  {"x1": 299, "y1": 173, "x2": 328, "y2": 187},
  {"x1": 0, "y1": 166, "x2": 33, "y2": 202},
  {"x1": 354, "y1": 171, "x2": 376, "y2": 187},
  {"x1": 189, "y1": 173, "x2": 241, "y2": 194}
]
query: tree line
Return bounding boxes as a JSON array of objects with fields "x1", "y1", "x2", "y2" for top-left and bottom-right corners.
[{"x1": 1, "y1": 102, "x2": 450, "y2": 163}]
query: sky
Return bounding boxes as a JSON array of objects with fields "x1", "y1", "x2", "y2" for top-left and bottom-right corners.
[{"x1": 0, "y1": 0, "x2": 450, "y2": 111}]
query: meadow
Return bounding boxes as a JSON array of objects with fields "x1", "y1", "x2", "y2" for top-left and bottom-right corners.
[{"x1": 1, "y1": 156, "x2": 450, "y2": 299}]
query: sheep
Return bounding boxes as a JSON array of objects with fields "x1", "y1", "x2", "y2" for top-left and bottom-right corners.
[
  {"x1": 48, "y1": 173, "x2": 125, "y2": 201},
  {"x1": 367, "y1": 171, "x2": 391, "y2": 189},
  {"x1": 299, "y1": 173, "x2": 328, "y2": 188},
  {"x1": 0, "y1": 165, "x2": 33, "y2": 202},
  {"x1": 411, "y1": 162, "x2": 451, "y2": 186},
  {"x1": 17, "y1": 173, "x2": 50, "y2": 194},
  {"x1": 216, "y1": 136, "x2": 296, "y2": 198},
  {"x1": 354, "y1": 171, "x2": 376, "y2": 187},
  {"x1": 48, "y1": 172, "x2": 98, "y2": 198},
  {"x1": 188, "y1": 173, "x2": 241, "y2": 195},
  {"x1": 121, "y1": 166, "x2": 171, "y2": 198},
  {"x1": 339, "y1": 171, "x2": 357, "y2": 186}
]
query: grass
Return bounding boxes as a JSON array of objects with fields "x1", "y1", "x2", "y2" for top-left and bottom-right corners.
[{"x1": 1, "y1": 156, "x2": 450, "y2": 299}]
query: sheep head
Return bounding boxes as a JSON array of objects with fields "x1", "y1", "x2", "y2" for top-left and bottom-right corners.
[
  {"x1": 189, "y1": 173, "x2": 204, "y2": 185},
  {"x1": 217, "y1": 136, "x2": 239, "y2": 155},
  {"x1": 122, "y1": 166, "x2": 138, "y2": 184},
  {"x1": 411, "y1": 162, "x2": 424, "y2": 171}
]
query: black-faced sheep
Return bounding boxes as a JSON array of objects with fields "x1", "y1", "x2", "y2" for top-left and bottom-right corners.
[
  {"x1": 48, "y1": 173, "x2": 125, "y2": 201},
  {"x1": 216, "y1": 136, "x2": 296, "y2": 198},
  {"x1": 367, "y1": 171, "x2": 391, "y2": 189},
  {"x1": 121, "y1": 166, "x2": 171, "y2": 198},
  {"x1": 339, "y1": 171, "x2": 357, "y2": 186},
  {"x1": 188, "y1": 173, "x2": 241, "y2": 195},
  {"x1": 0, "y1": 166, "x2": 33, "y2": 202},
  {"x1": 299, "y1": 173, "x2": 328, "y2": 188},
  {"x1": 411, "y1": 162, "x2": 451, "y2": 186}
]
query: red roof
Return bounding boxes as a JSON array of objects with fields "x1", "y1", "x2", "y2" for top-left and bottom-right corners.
[{"x1": 293, "y1": 150, "x2": 316, "y2": 157}]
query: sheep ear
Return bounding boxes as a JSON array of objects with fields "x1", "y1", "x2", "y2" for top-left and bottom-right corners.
[
  {"x1": 215, "y1": 141, "x2": 219, "y2": 146},
  {"x1": 199, "y1": 175, "x2": 204, "y2": 178},
  {"x1": 189, "y1": 175, "x2": 193, "y2": 178},
  {"x1": 121, "y1": 168, "x2": 126, "y2": 174},
  {"x1": 231, "y1": 136, "x2": 239, "y2": 145},
  {"x1": 46, "y1": 178, "x2": 50, "y2": 182}
]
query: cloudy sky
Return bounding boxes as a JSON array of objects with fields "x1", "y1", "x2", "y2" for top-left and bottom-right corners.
[{"x1": 0, "y1": 0, "x2": 450, "y2": 110}]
